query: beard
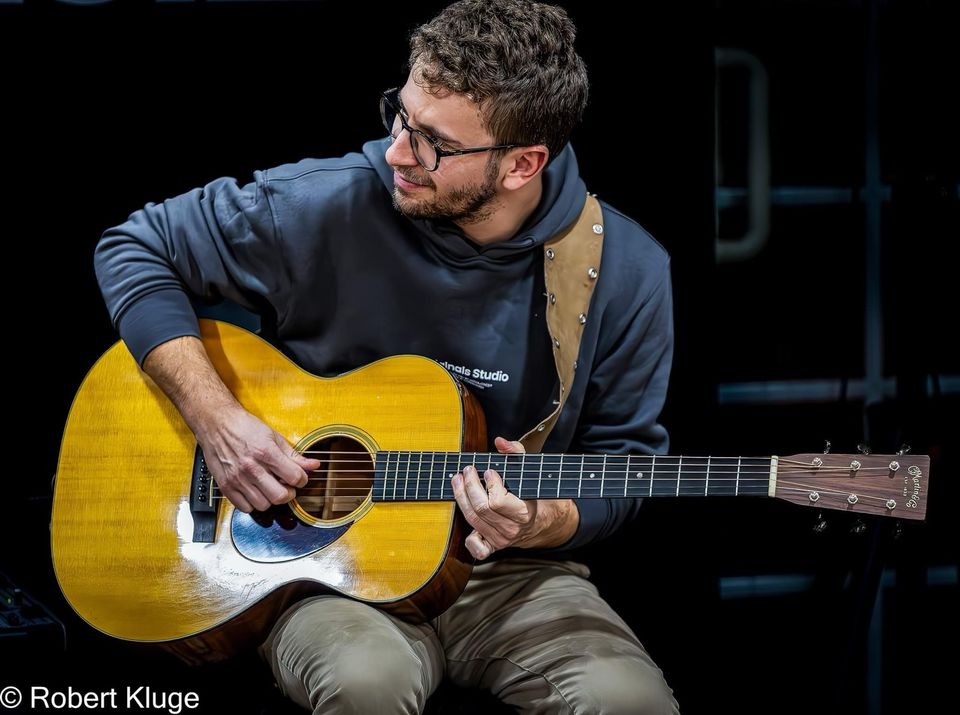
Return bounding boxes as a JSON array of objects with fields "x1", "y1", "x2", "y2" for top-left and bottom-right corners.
[{"x1": 391, "y1": 157, "x2": 500, "y2": 225}]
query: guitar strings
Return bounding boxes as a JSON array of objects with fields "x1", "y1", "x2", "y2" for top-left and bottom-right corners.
[
  {"x1": 207, "y1": 470, "x2": 901, "y2": 501},
  {"x1": 297, "y1": 450, "x2": 896, "y2": 462},
  {"x1": 204, "y1": 452, "x2": 910, "y2": 501},
  {"x1": 207, "y1": 467, "x2": 889, "y2": 481},
  {"x1": 205, "y1": 485, "x2": 899, "y2": 504},
  {"x1": 293, "y1": 451, "x2": 904, "y2": 473}
]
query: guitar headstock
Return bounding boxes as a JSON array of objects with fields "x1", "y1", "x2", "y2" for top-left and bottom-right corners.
[{"x1": 774, "y1": 453, "x2": 929, "y2": 520}]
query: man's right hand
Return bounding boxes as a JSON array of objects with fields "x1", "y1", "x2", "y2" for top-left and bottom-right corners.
[
  {"x1": 196, "y1": 405, "x2": 323, "y2": 513},
  {"x1": 142, "y1": 335, "x2": 323, "y2": 514}
]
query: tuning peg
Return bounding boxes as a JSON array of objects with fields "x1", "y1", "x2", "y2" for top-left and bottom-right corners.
[
  {"x1": 857, "y1": 443, "x2": 872, "y2": 455},
  {"x1": 850, "y1": 518, "x2": 867, "y2": 535},
  {"x1": 812, "y1": 512, "x2": 828, "y2": 534},
  {"x1": 823, "y1": 440, "x2": 832, "y2": 455},
  {"x1": 897, "y1": 444, "x2": 912, "y2": 456}
]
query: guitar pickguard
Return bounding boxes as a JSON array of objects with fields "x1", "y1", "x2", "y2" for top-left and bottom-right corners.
[{"x1": 231, "y1": 507, "x2": 350, "y2": 563}]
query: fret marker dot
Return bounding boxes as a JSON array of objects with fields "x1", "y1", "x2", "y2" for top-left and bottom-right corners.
[
  {"x1": 636, "y1": 473, "x2": 643, "y2": 478},
  {"x1": 590, "y1": 473, "x2": 596, "y2": 479}
]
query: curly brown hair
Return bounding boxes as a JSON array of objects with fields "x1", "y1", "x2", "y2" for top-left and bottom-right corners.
[{"x1": 409, "y1": 0, "x2": 589, "y2": 163}]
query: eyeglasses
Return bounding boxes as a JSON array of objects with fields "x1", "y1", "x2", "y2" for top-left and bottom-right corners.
[{"x1": 380, "y1": 87, "x2": 521, "y2": 172}]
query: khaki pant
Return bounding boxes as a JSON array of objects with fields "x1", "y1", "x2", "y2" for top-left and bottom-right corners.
[{"x1": 259, "y1": 558, "x2": 679, "y2": 714}]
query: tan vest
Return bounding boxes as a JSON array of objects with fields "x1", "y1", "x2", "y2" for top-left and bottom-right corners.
[{"x1": 519, "y1": 193, "x2": 604, "y2": 453}]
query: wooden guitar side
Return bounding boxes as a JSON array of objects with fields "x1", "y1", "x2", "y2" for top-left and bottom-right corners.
[{"x1": 52, "y1": 320, "x2": 483, "y2": 663}]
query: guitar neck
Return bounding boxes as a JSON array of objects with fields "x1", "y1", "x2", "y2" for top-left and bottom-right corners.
[{"x1": 372, "y1": 452, "x2": 775, "y2": 501}]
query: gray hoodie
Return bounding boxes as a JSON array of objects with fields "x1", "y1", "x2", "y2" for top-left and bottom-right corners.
[{"x1": 94, "y1": 138, "x2": 673, "y2": 550}]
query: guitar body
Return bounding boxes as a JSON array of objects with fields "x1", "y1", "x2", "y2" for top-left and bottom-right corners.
[{"x1": 52, "y1": 320, "x2": 482, "y2": 664}]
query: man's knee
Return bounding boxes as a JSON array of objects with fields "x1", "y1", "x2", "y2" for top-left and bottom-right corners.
[
  {"x1": 319, "y1": 647, "x2": 425, "y2": 713},
  {"x1": 265, "y1": 597, "x2": 433, "y2": 714},
  {"x1": 571, "y1": 655, "x2": 679, "y2": 715}
]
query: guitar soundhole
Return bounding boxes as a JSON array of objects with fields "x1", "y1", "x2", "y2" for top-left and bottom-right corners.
[{"x1": 295, "y1": 435, "x2": 373, "y2": 521}]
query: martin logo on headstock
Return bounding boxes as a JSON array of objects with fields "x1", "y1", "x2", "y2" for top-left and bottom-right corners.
[{"x1": 771, "y1": 448, "x2": 929, "y2": 520}]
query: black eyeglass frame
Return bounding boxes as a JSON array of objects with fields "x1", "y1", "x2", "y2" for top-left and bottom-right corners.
[{"x1": 380, "y1": 88, "x2": 522, "y2": 172}]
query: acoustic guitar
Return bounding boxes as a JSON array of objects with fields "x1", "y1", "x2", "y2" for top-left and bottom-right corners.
[{"x1": 52, "y1": 320, "x2": 929, "y2": 664}]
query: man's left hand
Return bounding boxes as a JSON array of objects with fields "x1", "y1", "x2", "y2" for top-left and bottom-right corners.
[{"x1": 451, "y1": 436, "x2": 579, "y2": 560}]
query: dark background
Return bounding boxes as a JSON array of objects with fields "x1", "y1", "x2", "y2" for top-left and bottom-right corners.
[{"x1": 1, "y1": 1, "x2": 956, "y2": 714}]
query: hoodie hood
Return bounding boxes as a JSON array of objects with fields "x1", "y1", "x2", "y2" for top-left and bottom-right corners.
[{"x1": 362, "y1": 137, "x2": 587, "y2": 263}]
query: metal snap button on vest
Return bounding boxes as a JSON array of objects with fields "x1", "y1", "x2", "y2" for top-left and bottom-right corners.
[
  {"x1": 587, "y1": 267, "x2": 598, "y2": 279},
  {"x1": 592, "y1": 224, "x2": 603, "y2": 234},
  {"x1": 546, "y1": 248, "x2": 555, "y2": 260},
  {"x1": 549, "y1": 293, "x2": 556, "y2": 304},
  {"x1": 553, "y1": 337, "x2": 560, "y2": 348},
  {"x1": 578, "y1": 313, "x2": 587, "y2": 325}
]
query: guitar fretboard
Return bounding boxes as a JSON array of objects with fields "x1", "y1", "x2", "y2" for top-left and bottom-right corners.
[{"x1": 372, "y1": 452, "x2": 774, "y2": 501}]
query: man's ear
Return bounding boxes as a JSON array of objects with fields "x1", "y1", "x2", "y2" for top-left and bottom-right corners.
[{"x1": 502, "y1": 146, "x2": 550, "y2": 190}]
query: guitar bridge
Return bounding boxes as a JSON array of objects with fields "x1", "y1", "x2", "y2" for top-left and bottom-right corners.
[{"x1": 190, "y1": 446, "x2": 217, "y2": 543}]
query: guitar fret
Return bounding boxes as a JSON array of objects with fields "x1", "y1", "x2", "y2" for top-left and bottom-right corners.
[
  {"x1": 407, "y1": 452, "x2": 412, "y2": 500},
  {"x1": 415, "y1": 451, "x2": 422, "y2": 500},
  {"x1": 705, "y1": 455, "x2": 710, "y2": 496},
  {"x1": 577, "y1": 455, "x2": 583, "y2": 498},
  {"x1": 538, "y1": 454, "x2": 544, "y2": 499},
  {"x1": 423, "y1": 451, "x2": 429, "y2": 500},
  {"x1": 382, "y1": 452, "x2": 389, "y2": 501},
  {"x1": 395, "y1": 452, "x2": 402, "y2": 500},
  {"x1": 649, "y1": 455, "x2": 655, "y2": 497},
  {"x1": 411, "y1": 452, "x2": 417, "y2": 500},
  {"x1": 396, "y1": 452, "x2": 403, "y2": 501},
  {"x1": 624, "y1": 455, "x2": 629, "y2": 497},
  {"x1": 428, "y1": 452, "x2": 434, "y2": 500},
  {"x1": 557, "y1": 454, "x2": 563, "y2": 498},
  {"x1": 440, "y1": 453, "x2": 447, "y2": 500},
  {"x1": 600, "y1": 454, "x2": 607, "y2": 497},
  {"x1": 676, "y1": 455, "x2": 682, "y2": 497},
  {"x1": 391, "y1": 452, "x2": 398, "y2": 501}
]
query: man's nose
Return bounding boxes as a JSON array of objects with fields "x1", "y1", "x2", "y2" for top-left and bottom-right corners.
[{"x1": 385, "y1": 129, "x2": 419, "y2": 168}]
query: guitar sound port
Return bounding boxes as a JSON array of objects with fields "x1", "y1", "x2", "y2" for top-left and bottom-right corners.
[{"x1": 294, "y1": 435, "x2": 373, "y2": 522}]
